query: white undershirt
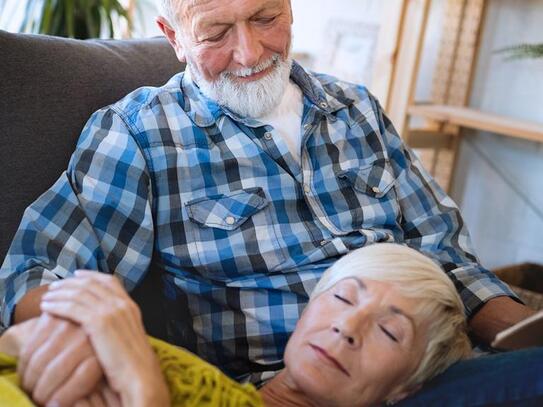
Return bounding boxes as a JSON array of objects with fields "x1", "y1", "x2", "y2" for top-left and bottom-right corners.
[{"x1": 257, "y1": 80, "x2": 304, "y2": 165}]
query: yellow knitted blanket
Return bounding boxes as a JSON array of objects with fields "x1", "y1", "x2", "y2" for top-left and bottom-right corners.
[{"x1": 0, "y1": 337, "x2": 262, "y2": 407}]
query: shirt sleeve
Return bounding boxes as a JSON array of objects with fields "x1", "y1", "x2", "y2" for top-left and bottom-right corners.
[
  {"x1": 0, "y1": 108, "x2": 154, "y2": 328},
  {"x1": 369, "y1": 97, "x2": 518, "y2": 317}
]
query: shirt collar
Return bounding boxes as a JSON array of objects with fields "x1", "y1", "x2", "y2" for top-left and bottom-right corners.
[
  {"x1": 180, "y1": 60, "x2": 349, "y2": 128},
  {"x1": 289, "y1": 61, "x2": 347, "y2": 114}
]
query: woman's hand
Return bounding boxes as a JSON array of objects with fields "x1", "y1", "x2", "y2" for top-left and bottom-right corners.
[
  {"x1": 0, "y1": 318, "x2": 39, "y2": 356},
  {"x1": 72, "y1": 381, "x2": 122, "y2": 407},
  {"x1": 40, "y1": 271, "x2": 170, "y2": 407}
]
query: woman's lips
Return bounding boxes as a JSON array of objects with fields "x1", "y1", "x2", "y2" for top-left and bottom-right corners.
[{"x1": 309, "y1": 344, "x2": 350, "y2": 377}]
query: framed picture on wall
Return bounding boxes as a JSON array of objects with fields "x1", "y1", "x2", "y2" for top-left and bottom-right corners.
[
  {"x1": 308, "y1": 0, "x2": 405, "y2": 110},
  {"x1": 315, "y1": 19, "x2": 380, "y2": 87}
]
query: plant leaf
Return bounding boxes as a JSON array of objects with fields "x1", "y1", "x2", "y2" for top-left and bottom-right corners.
[
  {"x1": 495, "y1": 43, "x2": 543, "y2": 60},
  {"x1": 19, "y1": 0, "x2": 130, "y2": 39},
  {"x1": 102, "y1": 0, "x2": 115, "y2": 37},
  {"x1": 65, "y1": 0, "x2": 75, "y2": 38},
  {"x1": 40, "y1": 0, "x2": 55, "y2": 34},
  {"x1": 49, "y1": 0, "x2": 65, "y2": 36},
  {"x1": 84, "y1": 2, "x2": 98, "y2": 38}
]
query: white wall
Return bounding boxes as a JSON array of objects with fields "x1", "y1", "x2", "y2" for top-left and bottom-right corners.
[
  {"x1": 0, "y1": 1, "x2": 30, "y2": 32},
  {"x1": 290, "y1": 0, "x2": 382, "y2": 56},
  {"x1": 447, "y1": 0, "x2": 543, "y2": 269}
]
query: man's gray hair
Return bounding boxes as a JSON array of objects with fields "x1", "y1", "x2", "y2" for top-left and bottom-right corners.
[
  {"x1": 160, "y1": 0, "x2": 181, "y2": 28},
  {"x1": 312, "y1": 243, "x2": 472, "y2": 394}
]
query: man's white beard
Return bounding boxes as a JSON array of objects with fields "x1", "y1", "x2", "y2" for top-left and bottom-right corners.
[{"x1": 188, "y1": 53, "x2": 292, "y2": 118}]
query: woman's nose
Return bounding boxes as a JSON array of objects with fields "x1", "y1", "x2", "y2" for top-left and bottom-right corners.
[
  {"x1": 331, "y1": 310, "x2": 367, "y2": 347},
  {"x1": 332, "y1": 325, "x2": 357, "y2": 346}
]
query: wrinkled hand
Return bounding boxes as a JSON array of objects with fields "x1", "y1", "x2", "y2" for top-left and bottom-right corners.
[
  {"x1": 72, "y1": 381, "x2": 122, "y2": 407},
  {"x1": 17, "y1": 313, "x2": 104, "y2": 407},
  {"x1": 0, "y1": 318, "x2": 39, "y2": 357},
  {"x1": 41, "y1": 271, "x2": 169, "y2": 407}
]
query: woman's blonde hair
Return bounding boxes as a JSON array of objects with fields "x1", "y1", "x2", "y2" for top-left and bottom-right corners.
[{"x1": 312, "y1": 243, "x2": 471, "y2": 390}]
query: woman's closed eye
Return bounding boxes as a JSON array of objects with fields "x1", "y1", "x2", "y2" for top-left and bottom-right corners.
[
  {"x1": 334, "y1": 294, "x2": 353, "y2": 305},
  {"x1": 379, "y1": 325, "x2": 399, "y2": 343}
]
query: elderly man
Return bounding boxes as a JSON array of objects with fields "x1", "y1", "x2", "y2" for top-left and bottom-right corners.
[{"x1": 0, "y1": 0, "x2": 538, "y2": 405}]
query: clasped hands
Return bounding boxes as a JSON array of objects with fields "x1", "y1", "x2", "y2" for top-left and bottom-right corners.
[{"x1": 9, "y1": 271, "x2": 168, "y2": 407}]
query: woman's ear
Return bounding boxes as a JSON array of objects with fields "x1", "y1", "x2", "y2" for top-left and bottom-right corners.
[{"x1": 156, "y1": 16, "x2": 186, "y2": 63}]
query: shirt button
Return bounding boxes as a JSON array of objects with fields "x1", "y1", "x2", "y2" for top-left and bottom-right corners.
[
  {"x1": 319, "y1": 101, "x2": 328, "y2": 109},
  {"x1": 303, "y1": 123, "x2": 311, "y2": 130},
  {"x1": 372, "y1": 186, "x2": 381, "y2": 194},
  {"x1": 303, "y1": 185, "x2": 311, "y2": 194},
  {"x1": 225, "y1": 216, "x2": 236, "y2": 225},
  {"x1": 264, "y1": 132, "x2": 273, "y2": 140},
  {"x1": 320, "y1": 240, "x2": 328, "y2": 246}
]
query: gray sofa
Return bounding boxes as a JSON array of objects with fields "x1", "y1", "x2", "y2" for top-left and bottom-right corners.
[{"x1": 0, "y1": 30, "x2": 183, "y2": 335}]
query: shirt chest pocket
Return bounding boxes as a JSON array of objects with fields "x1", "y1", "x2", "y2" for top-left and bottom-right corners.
[
  {"x1": 184, "y1": 187, "x2": 286, "y2": 279},
  {"x1": 329, "y1": 159, "x2": 401, "y2": 233}
]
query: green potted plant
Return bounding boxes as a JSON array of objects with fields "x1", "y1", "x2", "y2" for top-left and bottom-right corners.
[
  {"x1": 20, "y1": 0, "x2": 131, "y2": 39},
  {"x1": 497, "y1": 43, "x2": 543, "y2": 60}
]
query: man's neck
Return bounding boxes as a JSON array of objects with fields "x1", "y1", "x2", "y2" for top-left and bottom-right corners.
[{"x1": 259, "y1": 369, "x2": 315, "y2": 407}]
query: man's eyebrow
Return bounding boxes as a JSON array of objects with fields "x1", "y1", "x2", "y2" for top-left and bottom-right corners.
[{"x1": 194, "y1": 18, "x2": 231, "y2": 33}]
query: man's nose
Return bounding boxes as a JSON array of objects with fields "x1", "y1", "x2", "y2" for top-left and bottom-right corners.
[{"x1": 233, "y1": 23, "x2": 264, "y2": 68}]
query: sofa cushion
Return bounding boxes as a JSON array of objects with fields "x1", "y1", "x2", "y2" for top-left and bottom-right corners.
[{"x1": 0, "y1": 30, "x2": 183, "y2": 260}]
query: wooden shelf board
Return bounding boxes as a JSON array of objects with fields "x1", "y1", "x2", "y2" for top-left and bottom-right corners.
[{"x1": 408, "y1": 104, "x2": 543, "y2": 143}]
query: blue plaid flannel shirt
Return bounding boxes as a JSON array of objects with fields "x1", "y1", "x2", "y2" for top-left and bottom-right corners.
[{"x1": 0, "y1": 61, "x2": 515, "y2": 383}]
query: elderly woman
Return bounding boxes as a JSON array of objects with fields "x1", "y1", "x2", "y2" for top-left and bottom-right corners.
[{"x1": 0, "y1": 244, "x2": 471, "y2": 406}]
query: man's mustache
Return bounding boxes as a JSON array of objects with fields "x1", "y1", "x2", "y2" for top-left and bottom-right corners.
[{"x1": 223, "y1": 54, "x2": 281, "y2": 78}]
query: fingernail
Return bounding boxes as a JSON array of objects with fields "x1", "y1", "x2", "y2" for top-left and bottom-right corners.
[
  {"x1": 49, "y1": 281, "x2": 60, "y2": 289},
  {"x1": 46, "y1": 401, "x2": 59, "y2": 407}
]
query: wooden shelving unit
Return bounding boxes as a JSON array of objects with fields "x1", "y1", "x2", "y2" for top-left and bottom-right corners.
[
  {"x1": 409, "y1": 104, "x2": 543, "y2": 144},
  {"x1": 385, "y1": 0, "x2": 543, "y2": 192}
]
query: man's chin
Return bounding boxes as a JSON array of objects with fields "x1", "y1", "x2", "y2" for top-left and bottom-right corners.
[{"x1": 191, "y1": 57, "x2": 292, "y2": 118}]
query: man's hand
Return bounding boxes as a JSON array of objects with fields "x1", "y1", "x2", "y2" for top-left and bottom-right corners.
[
  {"x1": 14, "y1": 284, "x2": 50, "y2": 323},
  {"x1": 469, "y1": 296, "x2": 537, "y2": 346},
  {"x1": 17, "y1": 313, "x2": 104, "y2": 407}
]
